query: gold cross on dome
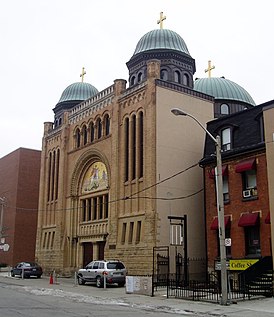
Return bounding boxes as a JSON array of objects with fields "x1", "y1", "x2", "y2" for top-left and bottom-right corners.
[
  {"x1": 205, "y1": 60, "x2": 215, "y2": 78},
  {"x1": 157, "y1": 12, "x2": 166, "y2": 29},
  {"x1": 80, "y1": 67, "x2": 86, "y2": 82}
]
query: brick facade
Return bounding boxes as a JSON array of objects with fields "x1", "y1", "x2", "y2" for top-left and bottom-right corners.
[{"x1": 0, "y1": 148, "x2": 41, "y2": 266}]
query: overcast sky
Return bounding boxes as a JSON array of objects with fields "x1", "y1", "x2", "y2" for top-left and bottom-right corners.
[{"x1": 1, "y1": 0, "x2": 273, "y2": 158}]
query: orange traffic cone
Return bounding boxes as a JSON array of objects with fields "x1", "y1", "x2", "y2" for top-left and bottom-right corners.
[{"x1": 49, "y1": 273, "x2": 53, "y2": 284}]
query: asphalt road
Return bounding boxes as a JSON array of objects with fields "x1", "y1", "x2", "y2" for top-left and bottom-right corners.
[
  {"x1": 0, "y1": 279, "x2": 198, "y2": 317},
  {"x1": 1, "y1": 273, "x2": 274, "y2": 316}
]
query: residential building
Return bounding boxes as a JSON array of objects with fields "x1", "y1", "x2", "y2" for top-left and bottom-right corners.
[{"x1": 200, "y1": 100, "x2": 274, "y2": 275}]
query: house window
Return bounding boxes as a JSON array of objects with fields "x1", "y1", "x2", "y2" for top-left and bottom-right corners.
[
  {"x1": 243, "y1": 169, "x2": 257, "y2": 190},
  {"x1": 97, "y1": 119, "x2": 102, "y2": 139},
  {"x1": 183, "y1": 74, "x2": 189, "y2": 86},
  {"x1": 137, "y1": 72, "x2": 143, "y2": 82},
  {"x1": 90, "y1": 122, "x2": 95, "y2": 142},
  {"x1": 221, "y1": 128, "x2": 231, "y2": 151},
  {"x1": 235, "y1": 159, "x2": 257, "y2": 197},
  {"x1": 174, "y1": 71, "x2": 181, "y2": 84},
  {"x1": 136, "y1": 221, "x2": 142, "y2": 244},
  {"x1": 76, "y1": 128, "x2": 81, "y2": 148},
  {"x1": 81, "y1": 195, "x2": 108, "y2": 222},
  {"x1": 83, "y1": 126, "x2": 88, "y2": 145},
  {"x1": 138, "y1": 111, "x2": 144, "y2": 178},
  {"x1": 160, "y1": 69, "x2": 168, "y2": 80},
  {"x1": 82, "y1": 200, "x2": 87, "y2": 221},
  {"x1": 220, "y1": 104, "x2": 229, "y2": 115},
  {"x1": 124, "y1": 118, "x2": 129, "y2": 182},
  {"x1": 121, "y1": 223, "x2": 127, "y2": 244},
  {"x1": 242, "y1": 170, "x2": 257, "y2": 197},
  {"x1": 128, "y1": 222, "x2": 134, "y2": 244},
  {"x1": 130, "y1": 76, "x2": 136, "y2": 86},
  {"x1": 104, "y1": 114, "x2": 110, "y2": 136},
  {"x1": 131, "y1": 114, "x2": 136, "y2": 180},
  {"x1": 223, "y1": 175, "x2": 229, "y2": 202},
  {"x1": 245, "y1": 226, "x2": 261, "y2": 257}
]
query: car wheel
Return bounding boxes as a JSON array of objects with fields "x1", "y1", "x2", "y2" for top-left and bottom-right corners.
[
  {"x1": 96, "y1": 276, "x2": 102, "y2": 288},
  {"x1": 11, "y1": 271, "x2": 15, "y2": 277},
  {"x1": 37, "y1": 275, "x2": 41, "y2": 279},
  {"x1": 118, "y1": 282, "x2": 125, "y2": 287},
  {"x1": 78, "y1": 276, "x2": 86, "y2": 285}
]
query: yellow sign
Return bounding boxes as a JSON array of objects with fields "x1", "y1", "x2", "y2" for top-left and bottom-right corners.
[{"x1": 229, "y1": 259, "x2": 259, "y2": 271}]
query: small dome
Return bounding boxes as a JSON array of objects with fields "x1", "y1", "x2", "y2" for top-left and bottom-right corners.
[
  {"x1": 133, "y1": 29, "x2": 190, "y2": 56},
  {"x1": 58, "y1": 82, "x2": 98, "y2": 104},
  {"x1": 194, "y1": 77, "x2": 255, "y2": 106}
]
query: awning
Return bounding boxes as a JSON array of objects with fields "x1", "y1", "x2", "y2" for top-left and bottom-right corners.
[
  {"x1": 235, "y1": 158, "x2": 256, "y2": 173},
  {"x1": 209, "y1": 165, "x2": 228, "y2": 179},
  {"x1": 210, "y1": 215, "x2": 231, "y2": 230},
  {"x1": 238, "y1": 212, "x2": 259, "y2": 227},
  {"x1": 265, "y1": 212, "x2": 271, "y2": 224}
]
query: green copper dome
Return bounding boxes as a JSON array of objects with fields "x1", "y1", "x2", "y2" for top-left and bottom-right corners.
[
  {"x1": 58, "y1": 82, "x2": 98, "y2": 104},
  {"x1": 194, "y1": 77, "x2": 255, "y2": 106},
  {"x1": 133, "y1": 29, "x2": 190, "y2": 56}
]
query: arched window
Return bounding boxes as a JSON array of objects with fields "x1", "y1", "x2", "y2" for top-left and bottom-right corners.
[
  {"x1": 131, "y1": 114, "x2": 136, "y2": 180},
  {"x1": 82, "y1": 125, "x2": 88, "y2": 145},
  {"x1": 130, "y1": 76, "x2": 136, "y2": 86},
  {"x1": 160, "y1": 69, "x2": 168, "y2": 80},
  {"x1": 220, "y1": 104, "x2": 230, "y2": 115},
  {"x1": 221, "y1": 128, "x2": 231, "y2": 151},
  {"x1": 124, "y1": 118, "x2": 129, "y2": 182},
  {"x1": 138, "y1": 111, "x2": 144, "y2": 178},
  {"x1": 76, "y1": 128, "x2": 81, "y2": 148},
  {"x1": 96, "y1": 118, "x2": 102, "y2": 139},
  {"x1": 58, "y1": 118, "x2": 62, "y2": 126},
  {"x1": 183, "y1": 74, "x2": 189, "y2": 86},
  {"x1": 137, "y1": 72, "x2": 143, "y2": 82},
  {"x1": 47, "y1": 152, "x2": 52, "y2": 201},
  {"x1": 174, "y1": 71, "x2": 181, "y2": 83},
  {"x1": 104, "y1": 114, "x2": 110, "y2": 136},
  {"x1": 90, "y1": 122, "x2": 95, "y2": 142}
]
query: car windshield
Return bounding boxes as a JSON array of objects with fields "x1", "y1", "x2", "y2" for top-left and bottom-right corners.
[{"x1": 107, "y1": 262, "x2": 125, "y2": 270}]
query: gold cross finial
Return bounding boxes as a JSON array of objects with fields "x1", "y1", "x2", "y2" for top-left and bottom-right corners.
[
  {"x1": 157, "y1": 12, "x2": 166, "y2": 29},
  {"x1": 80, "y1": 67, "x2": 86, "y2": 82},
  {"x1": 205, "y1": 60, "x2": 215, "y2": 78}
]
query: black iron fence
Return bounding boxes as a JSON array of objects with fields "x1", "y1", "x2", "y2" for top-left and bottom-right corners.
[
  {"x1": 166, "y1": 271, "x2": 273, "y2": 302},
  {"x1": 152, "y1": 254, "x2": 273, "y2": 303}
]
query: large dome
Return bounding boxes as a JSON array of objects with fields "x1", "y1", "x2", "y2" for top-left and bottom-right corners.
[
  {"x1": 133, "y1": 29, "x2": 190, "y2": 56},
  {"x1": 58, "y1": 82, "x2": 98, "y2": 104},
  {"x1": 194, "y1": 77, "x2": 255, "y2": 106}
]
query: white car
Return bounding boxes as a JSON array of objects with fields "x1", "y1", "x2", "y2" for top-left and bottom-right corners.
[{"x1": 77, "y1": 260, "x2": 126, "y2": 287}]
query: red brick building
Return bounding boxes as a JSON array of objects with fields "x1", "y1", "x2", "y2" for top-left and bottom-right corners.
[
  {"x1": 0, "y1": 148, "x2": 41, "y2": 266},
  {"x1": 200, "y1": 101, "x2": 273, "y2": 274}
]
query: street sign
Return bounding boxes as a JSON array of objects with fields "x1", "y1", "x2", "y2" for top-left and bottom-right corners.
[{"x1": 225, "y1": 238, "x2": 231, "y2": 246}]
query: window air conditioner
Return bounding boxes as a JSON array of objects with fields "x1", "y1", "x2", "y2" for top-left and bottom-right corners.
[{"x1": 243, "y1": 189, "x2": 251, "y2": 198}]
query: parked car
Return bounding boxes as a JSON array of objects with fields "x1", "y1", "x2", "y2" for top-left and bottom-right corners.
[
  {"x1": 11, "y1": 262, "x2": 43, "y2": 278},
  {"x1": 77, "y1": 260, "x2": 126, "y2": 287}
]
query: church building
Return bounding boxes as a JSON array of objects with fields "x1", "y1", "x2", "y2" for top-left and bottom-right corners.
[{"x1": 35, "y1": 14, "x2": 256, "y2": 276}]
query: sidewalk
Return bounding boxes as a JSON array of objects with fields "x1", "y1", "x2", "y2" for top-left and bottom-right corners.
[{"x1": 1, "y1": 271, "x2": 274, "y2": 316}]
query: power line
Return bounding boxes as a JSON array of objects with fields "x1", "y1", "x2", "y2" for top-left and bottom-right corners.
[{"x1": 11, "y1": 161, "x2": 201, "y2": 212}]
